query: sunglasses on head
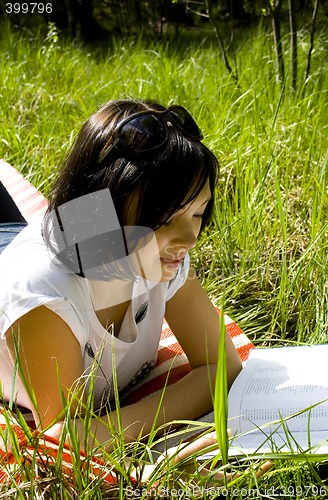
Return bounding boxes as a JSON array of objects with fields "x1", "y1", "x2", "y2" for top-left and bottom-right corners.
[{"x1": 98, "y1": 105, "x2": 203, "y2": 163}]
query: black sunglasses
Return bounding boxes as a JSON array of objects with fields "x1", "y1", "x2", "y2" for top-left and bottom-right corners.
[{"x1": 98, "y1": 105, "x2": 203, "y2": 163}]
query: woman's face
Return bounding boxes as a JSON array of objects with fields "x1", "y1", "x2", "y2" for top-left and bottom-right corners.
[
  {"x1": 124, "y1": 182, "x2": 212, "y2": 283},
  {"x1": 154, "y1": 182, "x2": 212, "y2": 281}
]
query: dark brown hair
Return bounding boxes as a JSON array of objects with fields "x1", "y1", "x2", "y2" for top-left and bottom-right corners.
[{"x1": 44, "y1": 99, "x2": 219, "y2": 235}]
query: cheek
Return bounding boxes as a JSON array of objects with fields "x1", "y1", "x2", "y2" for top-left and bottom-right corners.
[
  {"x1": 154, "y1": 228, "x2": 169, "y2": 251},
  {"x1": 195, "y1": 222, "x2": 202, "y2": 238}
]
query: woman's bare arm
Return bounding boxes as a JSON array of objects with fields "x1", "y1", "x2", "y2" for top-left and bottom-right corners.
[
  {"x1": 5, "y1": 306, "x2": 84, "y2": 428},
  {"x1": 165, "y1": 269, "x2": 242, "y2": 388}
]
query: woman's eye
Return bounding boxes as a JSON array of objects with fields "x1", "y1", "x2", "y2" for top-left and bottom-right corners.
[{"x1": 162, "y1": 213, "x2": 204, "y2": 227}]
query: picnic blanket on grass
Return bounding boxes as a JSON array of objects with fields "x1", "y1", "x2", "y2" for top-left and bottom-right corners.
[
  {"x1": 0, "y1": 422, "x2": 120, "y2": 487},
  {"x1": 0, "y1": 159, "x2": 255, "y2": 485}
]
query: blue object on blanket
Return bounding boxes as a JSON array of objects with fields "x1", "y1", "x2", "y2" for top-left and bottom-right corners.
[{"x1": 0, "y1": 223, "x2": 27, "y2": 254}]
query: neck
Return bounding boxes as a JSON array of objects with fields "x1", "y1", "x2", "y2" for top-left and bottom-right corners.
[{"x1": 88, "y1": 278, "x2": 134, "y2": 310}]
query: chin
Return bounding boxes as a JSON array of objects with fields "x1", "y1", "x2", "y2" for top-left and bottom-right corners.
[
  {"x1": 159, "y1": 264, "x2": 180, "y2": 282},
  {"x1": 137, "y1": 264, "x2": 178, "y2": 283}
]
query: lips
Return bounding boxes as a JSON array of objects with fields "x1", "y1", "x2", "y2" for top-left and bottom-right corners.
[{"x1": 160, "y1": 257, "x2": 184, "y2": 267}]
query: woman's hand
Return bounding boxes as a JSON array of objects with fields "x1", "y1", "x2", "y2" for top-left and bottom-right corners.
[
  {"x1": 44, "y1": 421, "x2": 65, "y2": 441},
  {"x1": 155, "y1": 430, "x2": 224, "y2": 465},
  {"x1": 140, "y1": 431, "x2": 274, "y2": 484}
]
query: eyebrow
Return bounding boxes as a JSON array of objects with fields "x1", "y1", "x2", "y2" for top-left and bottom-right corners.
[{"x1": 176, "y1": 196, "x2": 212, "y2": 212}]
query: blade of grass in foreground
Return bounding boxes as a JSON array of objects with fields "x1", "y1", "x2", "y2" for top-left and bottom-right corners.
[{"x1": 214, "y1": 301, "x2": 228, "y2": 467}]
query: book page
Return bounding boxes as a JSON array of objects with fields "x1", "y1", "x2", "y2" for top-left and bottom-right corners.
[
  {"x1": 199, "y1": 428, "x2": 328, "y2": 460},
  {"x1": 228, "y1": 429, "x2": 328, "y2": 455},
  {"x1": 228, "y1": 345, "x2": 328, "y2": 435}
]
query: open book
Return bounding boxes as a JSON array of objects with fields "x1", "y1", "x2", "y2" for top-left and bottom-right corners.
[{"x1": 207, "y1": 345, "x2": 328, "y2": 457}]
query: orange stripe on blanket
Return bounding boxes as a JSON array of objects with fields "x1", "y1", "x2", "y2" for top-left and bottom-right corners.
[
  {"x1": 235, "y1": 343, "x2": 255, "y2": 363},
  {"x1": 225, "y1": 322, "x2": 244, "y2": 338},
  {"x1": 159, "y1": 326, "x2": 175, "y2": 339},
  {"x1": 0, "y1": 423, "x2": 120, "y2": 485},
  {"x1": 156, "y1": 343, "x2": 185, "y2": 364}
]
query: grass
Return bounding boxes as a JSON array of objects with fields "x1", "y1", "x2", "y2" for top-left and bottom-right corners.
[{"x1": 1, "y1": 19, "x2": 328, "y2": 498}]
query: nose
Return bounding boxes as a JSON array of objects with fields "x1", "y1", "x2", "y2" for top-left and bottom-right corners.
[{"x1": 172, "y1": 220, "x2": 198, "y2": 251}]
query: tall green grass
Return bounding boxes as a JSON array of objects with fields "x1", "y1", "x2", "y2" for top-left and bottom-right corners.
[
  {"x1": 1, "y1": 20, "x2": 328, "y2": 497},
  {"x1": 1, "y1": 22, "x2": 327, "y2": 346}
]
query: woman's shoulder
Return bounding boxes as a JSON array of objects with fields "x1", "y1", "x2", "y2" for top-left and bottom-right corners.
[
  {"x1": 0, "y1": 218, "x2": 89, "y2": 342},
  {"x1": 0, "y1": 218, "x2": 87, "y2": 298}
]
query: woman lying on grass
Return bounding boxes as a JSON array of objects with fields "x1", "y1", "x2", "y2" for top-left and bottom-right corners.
[{"x1": 0, "y1": 99, "x2": 242, "y2": 460}]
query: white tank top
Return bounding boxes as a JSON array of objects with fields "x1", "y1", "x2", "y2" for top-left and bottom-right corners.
[{"x1": 0, "y1": 219, "x2": 189, "y2": 409}]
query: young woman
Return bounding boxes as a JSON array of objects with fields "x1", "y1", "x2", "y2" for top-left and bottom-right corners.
[{"x1": 0, "y1": 99, "x2": 242, "y2": 450}]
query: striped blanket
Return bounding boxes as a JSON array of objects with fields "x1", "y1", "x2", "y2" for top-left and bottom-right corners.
[{"x1": 0, "y1": 422, "x2": 119, "y2": 485}]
